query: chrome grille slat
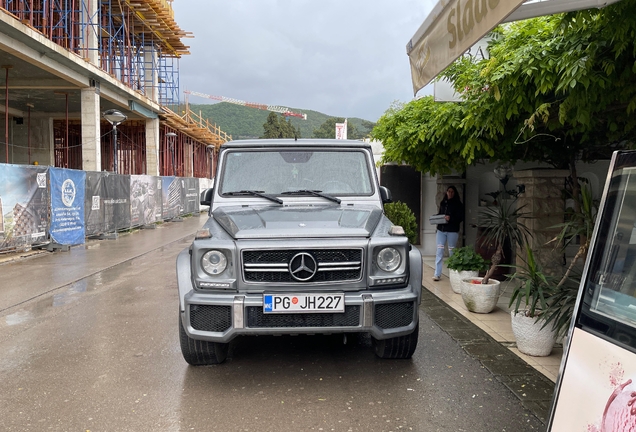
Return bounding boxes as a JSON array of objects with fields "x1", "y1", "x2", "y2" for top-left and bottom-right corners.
[
  {"x1": 317, "y1": 266, "x2": 360, "y2": 272},
  {"x1": 243, "y1": 249, "x2": 363, "y2": 283}
]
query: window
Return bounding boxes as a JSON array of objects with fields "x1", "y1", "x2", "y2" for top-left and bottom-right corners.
[
  {"x1": 581, "y1": 158, "x2": 636, "y2": 350},
  {"x1": 220, "y1": 150, "x2": 374, "y2": 196}
]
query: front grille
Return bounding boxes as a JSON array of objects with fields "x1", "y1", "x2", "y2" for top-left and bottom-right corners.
[
  {"x1": 375, "y1": 302, "x2": 414, "y2": 329},
  {"x1": 189, "y1": 305, "x2": 232, "y2": 332},
  {"x1": 246, "y1": 305, "x2": 361, "y2": 328},
  {"x1": 243, "y1": 249, "x2": 362, "y2": 283}
]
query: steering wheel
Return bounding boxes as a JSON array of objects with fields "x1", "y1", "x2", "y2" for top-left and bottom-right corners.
[{"x1": 320, "y1": 180, "x2": 354, "y2": 193}]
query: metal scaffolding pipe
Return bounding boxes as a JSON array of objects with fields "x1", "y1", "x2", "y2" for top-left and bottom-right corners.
[{"x1": 3, "y1": 65, "x2": 10, "y2": 163}]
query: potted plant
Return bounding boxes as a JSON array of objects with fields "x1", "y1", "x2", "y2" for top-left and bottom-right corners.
[
  {"x1": 508, "y1": 246, "x2": 559, "y2": 356},
  {"x1": 540, "y1": 184, "x2": 597, "y2": 339},
  {"x1": 446, "y1": 246, "x2": 488, "y2": 294},
  {"x1": 461, "y1": 198, "x2": 531, "y2": 314}
]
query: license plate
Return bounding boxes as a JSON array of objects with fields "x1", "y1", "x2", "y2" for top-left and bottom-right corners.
[{"x1": 263, "y1": 293, "x2": 345, "y2": 313}]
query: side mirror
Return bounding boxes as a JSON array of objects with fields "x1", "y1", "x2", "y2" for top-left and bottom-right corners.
[
  {"x1": 379, "y1": 186, "x2": 392, "y2": 204},
  {"x1": 200, "y1": 188, "x2": 214, "y2": 206}
]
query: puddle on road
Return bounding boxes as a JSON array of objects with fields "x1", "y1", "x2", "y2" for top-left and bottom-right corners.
[
  {"x1": 5, "y1": 310, "x2": 34, "y2": 326},
  {"x1": 52, "y1": 280, "x2": 88, "y2": 307},
  {"x1": 2, "y1": 244, "x2": 178, "y2": 328},
  {"x1": 5, "y1": 279, "x2": 95, "y2": 327}
]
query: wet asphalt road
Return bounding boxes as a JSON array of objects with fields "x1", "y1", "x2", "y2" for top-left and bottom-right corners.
[{"x1": 0, "y1": 216, "x2": 544, "y2": 431}]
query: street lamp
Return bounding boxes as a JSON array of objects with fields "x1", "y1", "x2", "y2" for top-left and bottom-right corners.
[
  {"x1": 166, "y1": 132, "x2": 177, "y2": 176},
  {"x1": 102, "y1": 109, "x2": 127, "y2": 174}
]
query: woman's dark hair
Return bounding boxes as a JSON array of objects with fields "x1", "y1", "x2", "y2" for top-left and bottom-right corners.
[{"x1": 444, "y1": 185, "x2": 461, "y2": 203}]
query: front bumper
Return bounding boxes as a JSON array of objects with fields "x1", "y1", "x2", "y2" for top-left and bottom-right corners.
[{"x1": 177, "y1": 250, "x2": 421, "y2": 343}]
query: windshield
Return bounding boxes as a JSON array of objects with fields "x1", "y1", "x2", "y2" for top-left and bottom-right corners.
[{"x1": 219, "y1": 149, "x2": 374, "y2": 195}]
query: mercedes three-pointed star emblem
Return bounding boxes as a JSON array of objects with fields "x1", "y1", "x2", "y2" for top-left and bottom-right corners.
[{"x1": 289, "y1": 252, "x2": 317, "y2": 282}]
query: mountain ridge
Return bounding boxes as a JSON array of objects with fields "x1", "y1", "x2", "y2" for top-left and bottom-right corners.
[{"x1": 186, "y1": 102, "x2": 375, "y2": 140}]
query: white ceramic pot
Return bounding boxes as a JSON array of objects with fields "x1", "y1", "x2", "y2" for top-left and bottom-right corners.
[
  {"x1": 511, "y1": 311, "x2": 557, "y2": 357},
  {"x1": 449, "y1": 270, "x2": 479, "y2": 294},
  {"x1": 460, "y1": 278, "x2": 501, "y2": 313}
]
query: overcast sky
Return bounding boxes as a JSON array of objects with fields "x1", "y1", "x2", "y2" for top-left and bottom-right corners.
[{"x1": 172, "y1": 0, "x2": 436, "y2": 122}]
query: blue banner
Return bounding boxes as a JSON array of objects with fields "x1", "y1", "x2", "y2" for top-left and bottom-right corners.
[{"x1": 49, "y1": 167, "x2": 86, "y2": 245}]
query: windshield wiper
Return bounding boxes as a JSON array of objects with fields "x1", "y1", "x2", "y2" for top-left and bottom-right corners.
[
  {"x1": 223, "y1": 190, "x2": 283, "y2": 204},
  {"x1": 281, "y1": 189, "x2": 341, "y2": 204}
]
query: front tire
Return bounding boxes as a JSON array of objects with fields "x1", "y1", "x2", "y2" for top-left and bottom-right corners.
[
  {"x1": 373, "y1": 324, "x2": 419, "y2": 359},
  {"x1": 179, "y1": 314, "x2": 229, "y2": 365}
]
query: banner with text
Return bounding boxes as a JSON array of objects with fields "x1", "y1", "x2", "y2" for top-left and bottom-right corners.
[
  {"x1": 182, "y1": 177, "x2": 200, "y2": 215},
  {"x1": 84, "y1": 171, "x2": 105, "y2": 236},
  {"x1": 49, "y1": 167, "x2": 86, "y2": 245},
  {"x1": 104, "y1": 174, "x2": 131, "y2": 232}
]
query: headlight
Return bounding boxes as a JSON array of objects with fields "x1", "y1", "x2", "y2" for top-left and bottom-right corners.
[
  {"x1": 201, "y1": 250, "x2": 228, "y2": 275},
  {"x1": 376, "y1": 247, "x2": 401, "y2": 272}
]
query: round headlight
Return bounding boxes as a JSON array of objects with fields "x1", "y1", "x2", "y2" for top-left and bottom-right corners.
[
  {"x1": 377, "y1": 247, "x2": 401, "y2": 272},
  {"x1": 202, "y1": 250, "x2": 228, "y2": 275}
]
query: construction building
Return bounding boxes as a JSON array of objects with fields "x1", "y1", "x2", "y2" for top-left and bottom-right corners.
[{"x1": 0, "y1": 0, "x2": 229, "y2": 177}]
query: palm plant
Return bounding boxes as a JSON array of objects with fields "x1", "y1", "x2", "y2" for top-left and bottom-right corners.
[
  {"x1": 539, "y1": 184, "x2": 597, "y2": 336},
  {"x1": 479, "y1": 198, "x2": 532, "y2": 284},
  {"x1": 550, "y1": 184, "x2": 597, "y2": 288},
  {"x1": 508, "y1": 246, "x2": 558, "y2": 319}
]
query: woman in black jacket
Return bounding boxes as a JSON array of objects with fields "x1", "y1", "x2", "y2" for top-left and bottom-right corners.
[{"x1": 434, "y1": 185, "x2": 464, "y2": 281}]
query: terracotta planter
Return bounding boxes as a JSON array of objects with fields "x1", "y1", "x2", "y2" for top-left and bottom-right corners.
[
  {"x1": 511, "y1": 311, "x2": 557, "y2": 357},
  {"x1": 460, "y1": 278, "x2": 501, "y2": 313},
  {"x1": 449, "y1": 269, "x2": 479, "y2": 294}
]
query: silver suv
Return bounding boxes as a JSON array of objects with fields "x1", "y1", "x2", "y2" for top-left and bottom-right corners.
[{"x1": 176, "y1": 139, "x2": 422, "y2": 364}]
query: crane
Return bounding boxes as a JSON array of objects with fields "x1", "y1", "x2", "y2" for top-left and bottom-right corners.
[{"x1": 184, "y1": 90, "x2": 307, "y2": 120}]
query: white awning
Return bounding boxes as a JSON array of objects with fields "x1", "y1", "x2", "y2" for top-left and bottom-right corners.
[{"x1": 407, "y1": 0, "x2": 624, "y2": 95}]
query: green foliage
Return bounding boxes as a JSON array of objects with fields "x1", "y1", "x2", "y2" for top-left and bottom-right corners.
[
  {"x1": 185, "y1": 102, "x2": 374, "y2": 140},
  {"x1": 372, "y1": 0, "x2": 636, "y2": 175},
  {"x1": 383, "y1": 201, "x2": 418, "y2": 244},
  {"x1": 508, "y1": 246, "x2": 558, "y2": 319},
  {"x1": 261, "y1": 112, "x2": 300, "y2": 139},
  {"x1": 507, "y1": 246, "x2": 579, "y2": 337},
  {"x1": 312, "y1": 117, "x2": 364, "y2": 140},
  {"x1": 446, "y1": 246, "x2": 488, "y2": 272},
  {"x1": 479, "y1": 199, "x2": 532, "y2": 283}
]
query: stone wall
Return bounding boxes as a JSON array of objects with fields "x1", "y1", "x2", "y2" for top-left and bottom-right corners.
[{"x1": 514, "y1": 169, "x2": 569, "y2": 276}]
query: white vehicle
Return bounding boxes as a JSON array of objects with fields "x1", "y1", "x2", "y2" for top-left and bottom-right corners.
[{"x1": 548, "y1": 150, "x2": 636, "y2": 430}]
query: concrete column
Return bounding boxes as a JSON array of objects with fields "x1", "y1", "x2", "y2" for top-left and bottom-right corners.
[
  {"x1": 514, "y1": 169, "x2": 569, "y2": 276},
  {"x1": 145, "y1": 118, "x2": 159, "y2": 176},
  {"x1": 143, "y1": 45, "x2": 158, "y2": 103},
  {"x1": 80, "y1": 87, "x2": 101, "y2": 171},
  {"x1": 81, "y1": 0, "x2": 99, "y2": 66},
  {"x1": 421, "y1": 173, "x2": 439, "y2": 256}
]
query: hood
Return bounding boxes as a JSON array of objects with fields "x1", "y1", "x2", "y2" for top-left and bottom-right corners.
[{"x1": 212, "y1": 205, "x2": 383, "y2": 239}]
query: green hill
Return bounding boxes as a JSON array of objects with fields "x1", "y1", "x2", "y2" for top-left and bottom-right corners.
[{"x1": 186, "y1": 102, "x2": 375, "y2": 140}]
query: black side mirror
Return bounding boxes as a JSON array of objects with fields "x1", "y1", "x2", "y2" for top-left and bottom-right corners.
[
  {"x1": 200, "y1": 188, "x2": 214, "y2": 206},
  {"x1": 380, "y1": 186, "x2": 392, "y2": 204}
]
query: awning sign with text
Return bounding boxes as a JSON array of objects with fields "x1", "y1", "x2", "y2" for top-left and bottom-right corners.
[{"x1": 407, "y1": 0, "x2": 524, "y2": 95}]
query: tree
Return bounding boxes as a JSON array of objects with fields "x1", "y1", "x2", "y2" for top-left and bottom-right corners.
[
  {"x1": 312, "y1": 117, "x2": 362, "y2": 140},
  {"x1": 372, "y1": 0, "x2": 636, "y2": 186},
  {"x1": 261, "y1": 112, "x2": 301, "y2": 139}
]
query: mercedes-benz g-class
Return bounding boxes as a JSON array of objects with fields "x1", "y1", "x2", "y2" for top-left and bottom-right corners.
[{"x1": 176, "y1": 139, "x2": 422, "y2": 364}]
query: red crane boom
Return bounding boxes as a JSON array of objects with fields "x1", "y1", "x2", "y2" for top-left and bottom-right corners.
[{"x1": 184, "y1": 90, "x2": 307, "y2": 120}]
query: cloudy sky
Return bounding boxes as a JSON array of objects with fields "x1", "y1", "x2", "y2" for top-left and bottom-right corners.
[{"x1": 172, "y1": 0, "x2": 436, "y2": 122}]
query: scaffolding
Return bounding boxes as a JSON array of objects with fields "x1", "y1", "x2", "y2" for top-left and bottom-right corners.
[
  {"x1": 0, "y1": 0, "x2": 229, "y2": 176},
  {"x1": 0, "y1": 0, "x2": 191, "y2": 105}
]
